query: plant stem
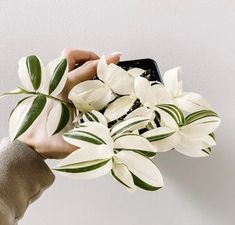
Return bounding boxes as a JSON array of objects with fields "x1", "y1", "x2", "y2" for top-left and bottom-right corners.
[{"x1": 18, "y1": 87, "x2": 74, "y2": 107}]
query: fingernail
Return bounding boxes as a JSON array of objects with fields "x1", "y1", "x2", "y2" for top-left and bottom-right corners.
[{"x1": 111, "y1": 51, "x2": 122, "y2": 56}]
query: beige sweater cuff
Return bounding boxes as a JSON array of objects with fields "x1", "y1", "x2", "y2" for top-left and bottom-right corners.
[{"x1": 0, "y1": 139, "x2": 55, "y2": 224}]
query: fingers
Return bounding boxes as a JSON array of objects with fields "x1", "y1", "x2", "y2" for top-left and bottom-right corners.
[
  {"x1": 68, "y1": 53, "x2": 121, "y2": 85},
  {"x1": 61, "y1": 53, "x2": 121, "y2": 99},
  {"x1": 61, "y1": 48, "x2": 99, "y2": 71}
]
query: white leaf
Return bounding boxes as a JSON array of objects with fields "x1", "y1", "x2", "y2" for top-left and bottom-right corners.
[
  {"x1": 151, "y1": 84, "x2": 172, "y2": 105},
  {"x1": 142, "y1": 127, "x2": 181, "y2": 152},
  {"x1": 112, "y1": 163, "x2": 136, "y2": 190},
  {"x1": 134, "y1": 77, "x2": 158, "y2": 107},
  {"x1": 104, "y1": 96, "x2": 136, "y2": 122},
  {"x1": 128, "y1": 68, "x2": 145, "y2": 78},
  {"x1": 97, "y1": 56, "x2": 110, "y2": 83},
  {"x1": 114, "y1": 151, "x2": 164, "y2": 190},
  {"x1": 125, "y1": 107, "x2": 154, "y2": 120},
  {"x1": 163, "y1": 67, "x2": 183, "y2": 97},
  {"x1": 68, "y1": 80, "x2": 115, "y2": 112},
  {"x1": 174, "y1": 92, "x2": 212, "y2": 113},
  {"x1": 114, "y1": 134, "x2": 157, "y2": 153},
  {"x1": 106, "y1": 64, "x2": 134, "y2": 95},
  {"x1": 69, "y1": 93, "x2": 94, "y2": 112},
  {"x1": 175, "y1": 134, "x2": 216, "y2": 157}
]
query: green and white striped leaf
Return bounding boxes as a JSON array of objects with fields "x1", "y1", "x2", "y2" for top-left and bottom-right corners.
[
  {"x1": 175, "y1": 134, "x2": 216, "y2": 157},
  {"x1": 9, "y1": 95, "x2": 47, "y2": 141},
  {"x1": 110, "y1": 116, "x2": 150, "y2": 138},
  {"x1": 47, "y1": 57, "x2": 68, "y2": 96},
  {"x1": 181, "y1": 110, "x2": 221, "y2": 138},
  {"x1": 104, "y1": 95, "x2": 136, "y2": 122},
  {"x1": 82, "y1": 110, "x2": 108, "y2": 126},
  {"x1": 142, "y1": 127, "x2": 181, "y2": 152},
  {"x1": 114, "y1": 133, "x2": 157, "y2": 154},
  {"x1": 155, "y1": 104, "x2": 184, "y2": 129},
  {"x1": 18, "y1": 55, "x2": 45, "y2": 92},
  {"x1": 184, "y1": 110, "x2": 218, "y2": 125},
  {"x1": 114, "y1": 151, "x2": 164, "y2": 191},
  {"x1": 46, "y1": 102, "x2": 70, "y2": 136},
  {"x1": 111, "y1": 163, "x2": 136, "y2": 190},
  {"x1": 53, "y1": 146, "x2": 113, "y2": 179},
  {"x1": 63, "y1": 122, "x2": 113, "y2": 149}
]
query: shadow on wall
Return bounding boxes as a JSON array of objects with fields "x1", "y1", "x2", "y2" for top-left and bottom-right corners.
[{"x1": 155, "y1": 129, "x2": 234, "y2": 224}]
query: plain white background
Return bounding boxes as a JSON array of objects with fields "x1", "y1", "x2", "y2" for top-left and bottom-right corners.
[{"x1": 0, "y1": 0, "x2": 234, "y2": 224}]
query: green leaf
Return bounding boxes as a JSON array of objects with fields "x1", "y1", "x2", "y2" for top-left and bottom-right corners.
[
  {"x1": 185, "y1": 110, "x2": 218, "y2": 125},
  {"x1": 49, "y1": 58, "x2": 67, "y2": 95},
  {"x1": 64, "y1": 130, "x2": 106, "y2": 145},
  {"x1": 12, "y1": 95, "x2": 47, "y2": 140},
  {"x1": 26, "y1": 55, "x2": 41, "y2": 91},
  {"x1": 157, "y1": 104, "x2": 184, "y2": 126},
  {"x1": 54, "y1": 159, "x2": 110, "y2": 173}
]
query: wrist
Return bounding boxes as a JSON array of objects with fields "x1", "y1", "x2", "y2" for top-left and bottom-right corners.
[{"x1": 18, "y1": 138, "x2": 47, "y2": 160}]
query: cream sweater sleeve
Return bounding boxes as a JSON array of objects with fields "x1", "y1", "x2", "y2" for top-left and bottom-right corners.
[{"x1": 0, "y1": 139, "x2": 55, "y2": 225}]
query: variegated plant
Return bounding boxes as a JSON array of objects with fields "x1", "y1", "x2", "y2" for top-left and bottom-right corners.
[
  {"x1": 0, "y1": 54, "x2": 221, "y2": 192},
  {"x1": 1, "y1": 55, "x2": 71, "y2": 140}
]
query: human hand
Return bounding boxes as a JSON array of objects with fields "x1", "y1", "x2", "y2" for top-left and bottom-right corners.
[{"x1": 17, "y1": 48, "x2": 121, "y2": 159}]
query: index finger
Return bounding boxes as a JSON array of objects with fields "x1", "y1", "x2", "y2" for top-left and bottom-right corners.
[{"x1": 61, "y1": 48, "x2": 99, "y2": 71}]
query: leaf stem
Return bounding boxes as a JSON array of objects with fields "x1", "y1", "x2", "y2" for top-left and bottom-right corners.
[{"x1": 18, "y1": 87, "x2": 74, "y2": 107}]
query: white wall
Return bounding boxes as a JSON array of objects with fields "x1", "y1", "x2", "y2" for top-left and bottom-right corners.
[{"x1": 0, "y1": 0, "x2": 234, "y2": 224}]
